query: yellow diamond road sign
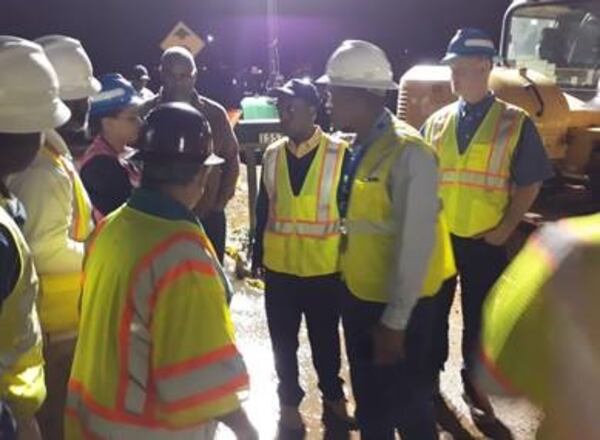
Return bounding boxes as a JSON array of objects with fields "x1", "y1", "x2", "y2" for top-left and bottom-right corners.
[{"x1": 161, "y1": 22, "x2": 205, "y2": 56}]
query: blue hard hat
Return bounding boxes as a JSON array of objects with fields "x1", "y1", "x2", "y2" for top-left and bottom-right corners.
[
  {"x1": 441, "y1": 28, "x2": 496, "y2": 64},
  {"x1": 90, "y1": 73, "x2": 142, "y2": 118}
]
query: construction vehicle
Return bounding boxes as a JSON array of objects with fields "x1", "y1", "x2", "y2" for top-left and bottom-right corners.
[{"x1": 398, "y1": 0, "x2": 600, "y2": 216}]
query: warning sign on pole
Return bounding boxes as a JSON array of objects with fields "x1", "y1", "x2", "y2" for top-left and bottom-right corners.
[{"x1": 160, "y1": 22, "x2": 205, "y2": 56}]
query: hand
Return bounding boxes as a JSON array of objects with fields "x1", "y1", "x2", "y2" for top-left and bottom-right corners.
[
  {"x1": 372, "y1": 324, "x2": 406, "y2": 366},
  {"x1": 479, "y1": 225, "x2": 512, "y2": 246}
]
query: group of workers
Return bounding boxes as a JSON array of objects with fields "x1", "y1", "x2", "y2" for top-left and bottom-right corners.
[{"x1": 0, "y1": 22, "x2": 598, "y2": 440}]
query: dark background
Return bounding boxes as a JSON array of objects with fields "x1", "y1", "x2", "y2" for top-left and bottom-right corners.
[{"x1": 2, "y1": 0, "x2": 511, "y2": 106}]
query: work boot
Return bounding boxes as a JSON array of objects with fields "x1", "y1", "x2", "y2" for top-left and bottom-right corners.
[
  {"x1": 461, "y1": 370, "x2": 513, "y2": 440},
  {"x1": 462, "y1": 369, "x2": 496, "y2": 422},
  {"x1": 433, "y1": 391, "x2": 476, "y2": 439},
  {"x1": 322, "y1": 398, "x2": 357, "y2": 430},
  {"x1": 278, "y1": 404, "x2": 305, "y2": 431}
]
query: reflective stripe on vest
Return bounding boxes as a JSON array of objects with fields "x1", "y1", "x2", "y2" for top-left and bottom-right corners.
[
  {"x1": 66, "y1": 381, "x2": 217, "y2": 439},
  {"x1": 263, "y1": 137, "x2": 343, "y2": 234},
  {"x1": 117, "y1": 234, "x2": 218, "y2": 414},
  {"x1": 43, "y1": 143, "x2": 94, "y2": 242},
  {"x1": 340, "y1": 117, "x2": 456, "y2": 301},
  {"x1": 69, "y1": 206, "x2": 247, "y2": 433},
  {"x1": 478, "y1": 214, "x2": 600, "y2": 404},
  {"x1": 0, "y1": 204, "x2": 46, "y2": 419},
  {"x1": 36, "y1": 144, "x2": 91, "y2": 334},
  {"x1": 425, "y1": 99, "x2": 525, "y2": 237},
  {"x1": 262, "y1": 135, "x2": 345, "y2": 276}
]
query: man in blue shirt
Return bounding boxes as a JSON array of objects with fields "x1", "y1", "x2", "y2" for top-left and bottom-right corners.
[{"x1": 421, "y1": 28, "x2": 553, "y2": 436}]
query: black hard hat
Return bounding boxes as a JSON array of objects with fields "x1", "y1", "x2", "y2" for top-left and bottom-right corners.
[
  {"x1": 136, "y1": 102, "x2": 224, "y2": 165},
  {"x1": 268, "y1": 78, "x2": 320, "y2": 107}
]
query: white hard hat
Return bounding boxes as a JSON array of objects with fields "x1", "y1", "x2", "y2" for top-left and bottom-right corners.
[
  {"x1": 0, "y1": 37, "x2": 71, "y2": 133},
  {"x1": 35, "y1": 35, "x2": 101, "y2": 100},
  {"x1": 316, "y1": 40, "x2": 398, "y2": 90}
]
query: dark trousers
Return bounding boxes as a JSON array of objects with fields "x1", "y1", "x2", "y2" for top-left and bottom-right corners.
[
  {"x1": 342, "y1": 289, "x2": 438, "y2": 440},
  {"x1": 264, "y1": 270, "x2": 345, "y2": 407},
  {"x1": 432, "y1": 235, "x2": 509, "y2": 375},
  {"x1": 200, "y1": 210, "x2": 226, "y2": 263}
]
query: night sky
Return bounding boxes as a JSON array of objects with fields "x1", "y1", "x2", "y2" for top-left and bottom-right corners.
[{"x1": 3, "y1": 0, "x2": 511, "y2": 105}]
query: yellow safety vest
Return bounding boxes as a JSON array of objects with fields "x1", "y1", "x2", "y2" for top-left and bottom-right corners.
[
  {"x1": 37, "y1": 142, "x2": 94, "y2": 335},
  {"x1": 479, "y1": 214, "x2": 600, "y2": 407},
  {"x1": 66, "y1": 205, "x2": 248, "y2": 439},
  {"x1": 262, "y1": 134, "x2": 346, "y2": 276},
  {"x1": 340, "y1": 116, "x2": 456, "y2": 302},
  {"x1": 0, "y1": 201, "x2": 46, "y2": 420},
  {"x1": 423, "y1": 99, "x2": 526, "y2": 237}
]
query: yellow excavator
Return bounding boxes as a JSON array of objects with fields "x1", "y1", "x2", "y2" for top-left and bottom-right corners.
[{"x1": 398, "y1": 0, "x2": 600, "y2": 221}]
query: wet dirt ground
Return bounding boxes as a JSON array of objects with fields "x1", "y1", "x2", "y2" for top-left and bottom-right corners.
[{"x1": 215, "y1": 169, "x2": 541, "y2": 439}]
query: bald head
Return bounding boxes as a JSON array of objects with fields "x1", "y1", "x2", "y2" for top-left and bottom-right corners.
[{"x1": 159, "y1": 46, "x2": 197, "y2": 102}]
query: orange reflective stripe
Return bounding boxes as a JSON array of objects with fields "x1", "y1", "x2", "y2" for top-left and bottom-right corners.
[
  {"x1": 116, "y1": 232, "x2": 216, "y2": 415},
  {"x1": 264, "y1": 139, "x2": 342, "y2": 238},
  {"x1": 486, "y1": 107, "x2": 521, "y2": 176},
  {"x1": 162, "y1": 374, "x2": 249, "y2": 413},
  {"x1": 440, "y1": 169, "x2": 509, "y2": 191},
  {"x1": 155, "y1": 346, "x2": 247, "y2": 409},
  {"x1": 428, "y1": 110, "x2": 453, "y2": 152},
  {"x1": 268, "y1": 219, "x2": 340, "y2": 237},
  {"x1": 440, "y1": 168, "x2": 509, "y2": 179},
  {"x1": 316, "y1": 141, "x2": 343, "y2": 223},
  {"x1": 67, "y1": 380, "x2": 218, "y2": 434},
  {"x1": 479, "y1": 347, "x2": 519, "y2": 396},
  {"x1": 155, "y1": 344, "x2": 239, "y2": 379},
  {"x1": 148, "y1": 260, "x2": 217, "y2": 315}
]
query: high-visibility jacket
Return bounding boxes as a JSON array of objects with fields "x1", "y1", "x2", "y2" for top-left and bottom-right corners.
[
  {"x1": 6, "y1": 131, "x2": 94, "y2": 336},
  {"x1": 340, "y1": 117, "x2": 456, "y2": 302},
  {"x1": 0, "y1": 200, "x2": 46, "y2": 420},
  {"x1": 423, "y1": 98, "x2": 526, "y2": 237},
  {"x1": 66, "y1": 204, "x2": 248, "y2": 439},
  {"x1": 262, "y1": 134, "x2": 346, "y2": 276},
  {"x1": 38, "y1": 136, "x2": 93, "y2": 335},
  {"x1": 478, "y1": 214, "x2": 600, "y2": 408}
]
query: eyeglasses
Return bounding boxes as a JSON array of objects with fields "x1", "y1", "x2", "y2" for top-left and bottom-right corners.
[{"x1": 114, "y1": 115, "x2": 142, "y2": 123}]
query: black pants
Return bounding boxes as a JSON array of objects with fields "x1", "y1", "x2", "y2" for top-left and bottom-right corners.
[
  {"x1": 342, "y1": 289, "x2": 438, "y2": 440},
  {"x1": 432, "y1": 235, "x2": 508, "y2": 375},
  {"x1": 264, "y1": 270, "x2": 345, "y2": 407},
  {"x1": 200, "y1": 210, "x2": 226, "y2": 263}
]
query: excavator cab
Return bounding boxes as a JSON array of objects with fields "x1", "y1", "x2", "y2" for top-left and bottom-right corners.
[{"x1": 503, "y1": 0, "x2": 600, "y2": 101}]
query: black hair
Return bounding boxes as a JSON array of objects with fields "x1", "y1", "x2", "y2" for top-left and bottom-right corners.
[{"x1": 88, "y1": 108, "x2": 125, "y2": 138}]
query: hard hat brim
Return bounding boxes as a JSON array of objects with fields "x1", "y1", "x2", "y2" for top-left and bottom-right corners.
[
  {"x1": 315, "y1": 74, "x2": 398, "y2": 90},
  {"x1": 440, "y1": 52, "x2": 495, "y2": 65},
  {"x1": 131, "y1": 151, "x2": 225, "y2": 166},
  {"x1": 0, "y1": 98, "x2": 71, "y2": 134},
  {"x1": 60, "y1": 76, "x2": 102, "y2": 100}
]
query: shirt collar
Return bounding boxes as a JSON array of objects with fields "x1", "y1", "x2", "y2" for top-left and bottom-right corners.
[
  {"x1": 128, "y1": 188, "x2": 198, "y2": 224},
  {"x1": 458, "y1": 92, "x2": 495, "y2": 118},
  {"x1": 286, "y1": 126, "x2": 322, "y2": 158}
]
